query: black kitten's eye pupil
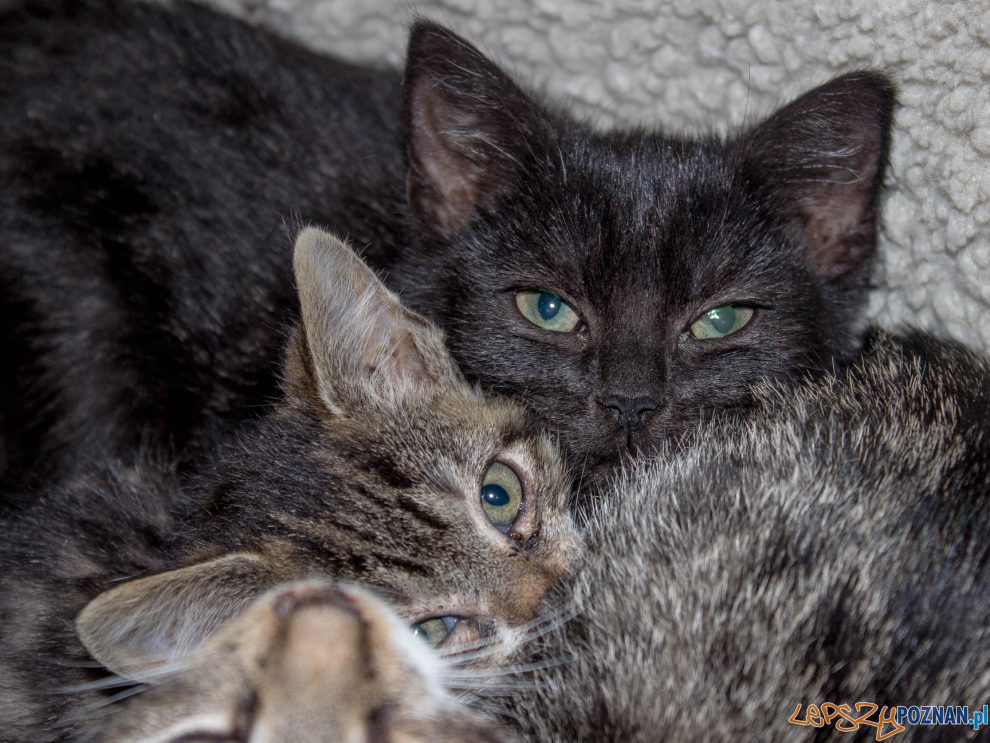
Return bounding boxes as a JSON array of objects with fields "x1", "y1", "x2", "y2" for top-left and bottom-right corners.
[
  {"x1": 537, "y1": 292, "x2": 561, "y2": 321},
  {"x1": 707, "y1": 306, "x2": 736, "y2": 335},
  {"x1": 481, "y1": 483, "x2": 511, "y2": 507}
]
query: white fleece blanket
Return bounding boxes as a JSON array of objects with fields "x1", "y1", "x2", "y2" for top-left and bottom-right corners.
[{"x1": 213, "y1": 0, "x2": 990, "y2": 353}]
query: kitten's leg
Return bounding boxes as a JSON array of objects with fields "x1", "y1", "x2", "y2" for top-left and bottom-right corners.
[{"x1": 91, "y1": 580, "x2": 514, "y2": 743}]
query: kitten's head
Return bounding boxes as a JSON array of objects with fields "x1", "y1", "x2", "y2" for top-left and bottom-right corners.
[
  {"x1": 397, "y1": 22, "x2": 894, "y2": 482},
  {"x1": 89, "y1": 582, "x2": 515, "y2": 743},
  {"x1": 77, "y1": 228, "x2": 581, "y2": 680}
]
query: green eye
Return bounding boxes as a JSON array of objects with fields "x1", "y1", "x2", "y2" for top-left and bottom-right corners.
[
  {"x1": 688, "y1": 305, "x2": 754, "y2": 340},
  {"x1": 515, "y1": 290, "x2": 581, "y2": 332},
  {"x1": 412, "y1": 616, "x2": 457, "y2": 647},
  {"x1": 479, "y1": 461, "x2": 523, "y2": 533}
]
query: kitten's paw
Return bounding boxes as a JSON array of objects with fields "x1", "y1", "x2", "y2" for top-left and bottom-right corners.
[{"x1": 94, "y1": 580, "x2": 514, "y2": 743}]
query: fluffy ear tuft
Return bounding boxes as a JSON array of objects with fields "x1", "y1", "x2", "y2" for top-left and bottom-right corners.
[
  {"x1": 739, "y1": 72, "x2": 895, "y2": 286},
  {"x1": 403, "y1": 21, "x2": 546, "y2": 237},
  {"x1": 76, "y1": 554, "x2": 278, "y2": 681},
  {"x1": 290, "y1": 227, "x2": 462, "y2": 411}
]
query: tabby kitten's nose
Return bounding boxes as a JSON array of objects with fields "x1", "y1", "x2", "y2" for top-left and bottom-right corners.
[{"x1": 600, "y1": 395, "x2": 659, "y2": 429}]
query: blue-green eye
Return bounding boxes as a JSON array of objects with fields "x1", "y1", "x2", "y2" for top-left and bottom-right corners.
[
  {"x1": 412, "y1": 616, "x2": 458, "y2": 647},
  {"x1": 515, "y1": 290, "x2": 582, "y2": 332},
  {"x1": 688, "y1": 305, "x2": 754, "y2": 340},
  {"x1": 480, "y1": 462, "x2": 523, "y2": 533}
]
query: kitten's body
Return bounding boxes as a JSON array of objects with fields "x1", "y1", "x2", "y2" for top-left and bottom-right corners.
[
  {"x1": 502, "y1": 330, "x2": 990, "y2": 741},
  {"x1": 0, "y1": 0, "x2": 893, "y2": 489},
  {"x1": 0, "y1": 229, "x2": 580, "y2": 742},
  {"x1": 0, "y1": 0, "x2": 404, "y2": 487}
]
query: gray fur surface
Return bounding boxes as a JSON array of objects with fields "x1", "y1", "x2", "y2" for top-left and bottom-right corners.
[{"x1": 499, "y1": 330, "x2": 990, "y2": 741}]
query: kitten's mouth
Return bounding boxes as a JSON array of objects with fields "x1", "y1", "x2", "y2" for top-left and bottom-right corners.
[
  {"x1": 583, "y1": 435, "x2": 654, "y2": 469},
  {"x1": 565, "y1": 433, "x2": 662, "y2": 499}
]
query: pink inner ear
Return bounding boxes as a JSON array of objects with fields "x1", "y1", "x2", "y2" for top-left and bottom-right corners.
[
  {"x1": 409, "y1": 88, "x2": 490, "y2": 235},
  {"x1": 358, "y1": 302, "x2": 437, "y2": 390},
  {"x1": 796, "y1": 140, "x2": 878, "y2": 281},
  {"x1": 736, "y1": 73, "x2": 892, "y2": 285},
  {"x1": 391, "y1": 327, "x2": 437, "y2": 388},
  {"x1": 802, "y1": 197, "x2": 873, "y2": 280}
]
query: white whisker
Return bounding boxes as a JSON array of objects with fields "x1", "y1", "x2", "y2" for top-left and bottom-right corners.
[{"x1": 83, "y1": 683, "x2": 151, "y2": 710}]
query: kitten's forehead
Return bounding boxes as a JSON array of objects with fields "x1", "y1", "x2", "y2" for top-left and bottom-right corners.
[
  {"x1": 500, "y1": 133, "x2": 776, "y2": 321},
  {"x1": 356, "y1": 388, "x2": 546, "y2": 480}
]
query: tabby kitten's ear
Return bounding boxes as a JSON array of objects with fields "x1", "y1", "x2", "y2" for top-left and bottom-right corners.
[
  {"x1": 738, "y1": 72, "x2": 895, "y2": 288},
  {"x1": 403, "y1": 21, "x2": 547, "y2": 237},
  {"x1": 289, "y1": 227, "x2": 463, "y2": 413},
  {"x1": 76, "y1": 554, "x2": 280, "y2": 680}
]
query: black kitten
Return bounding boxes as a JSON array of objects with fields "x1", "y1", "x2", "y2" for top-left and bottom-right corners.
[
  {"x1": 0, "y1": 0, "x2": 403, "y2": 488},
  {"x1": 396, "y1": 36, "x2": 893, "y2": 480},
  {"x1": 0, "y1": 0, "x2": 893, "y2": 489}
]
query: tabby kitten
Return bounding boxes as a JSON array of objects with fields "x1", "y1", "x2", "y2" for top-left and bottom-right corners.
[
  {"x1": 0, "y1": 227, "x2": 580, "y2": 742},
  {"x1": 0, "y1": 0, "x2": 893, "y2": 488}
]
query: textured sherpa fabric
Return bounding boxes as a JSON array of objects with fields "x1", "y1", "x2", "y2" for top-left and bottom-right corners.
[{"x1": 211, "y1": 0, "x2": 990, "y2": 353}]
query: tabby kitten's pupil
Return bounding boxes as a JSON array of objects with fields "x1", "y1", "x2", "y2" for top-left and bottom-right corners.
[
  {"x1": 482, "y1": 484, "x2": 510, "y2": 507},
  {"x1": 687, "y1": 305, "x2": 755, "y2": 340},
  {"x1": 515, "y1": 290, "x2": 582, "y2": 332},
  {"x1": 480, "y1": 461, "x2": 523, "y2": 532}
]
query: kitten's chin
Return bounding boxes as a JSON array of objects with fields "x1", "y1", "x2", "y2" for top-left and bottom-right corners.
[
  {"x1": 563, "y1": 410, "x2": 743, "y2": 497},
  {"x1": 565, "y1": 441, "x2": 645, "y2": 493},
  {"x1": 534, "y1": 421, "x2": 661, "y2": 495},
  {"x1": 532, "y1": 402, "x2": 752, "y2": 495}
]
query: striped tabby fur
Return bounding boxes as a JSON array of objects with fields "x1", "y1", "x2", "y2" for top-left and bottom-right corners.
[{"x1": 0, "y1": 228, "x2": 580, "y2": 742}]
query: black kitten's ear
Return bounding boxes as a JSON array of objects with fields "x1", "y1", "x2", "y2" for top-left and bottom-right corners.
[
  {"x1": 76, "y1": 554, "x2": 278, "y2": 681},
  {"x1": 404, "y1": 21, "x2": 545, "y2": 237},
  {"x1": 291, "y1": 228, "x2": 463, "y2": 411},
  {"x1": 739, "y1": 72, "x2": 895, "y2": 285}
]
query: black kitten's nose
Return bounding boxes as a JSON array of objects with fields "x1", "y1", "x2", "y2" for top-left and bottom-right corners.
[{"x1": 600, "y1": 395, "x2": 659, "y2": 429}]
